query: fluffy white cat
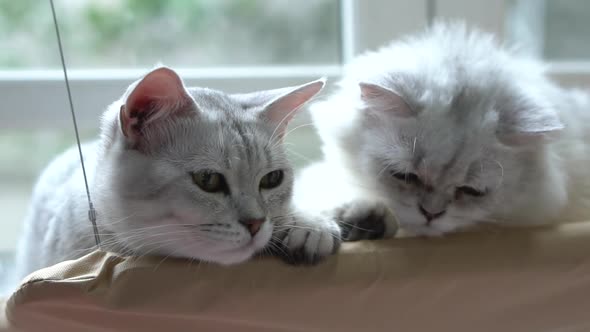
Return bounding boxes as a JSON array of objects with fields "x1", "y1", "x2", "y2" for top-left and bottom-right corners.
[{"x1": 295, "y1": 22, "x2": 590, "y2": 238}]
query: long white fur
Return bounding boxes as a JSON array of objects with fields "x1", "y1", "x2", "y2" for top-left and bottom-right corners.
[{"x1": 295, "y1": 22, "x2": 590, "y2": 236}]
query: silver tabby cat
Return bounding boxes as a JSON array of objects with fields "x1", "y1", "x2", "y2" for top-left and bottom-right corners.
[
  {"x1": 16, "y1": 67, "x2": 340, "y2": 279},
  {"x1": 295, "y1": 22, "x2": 590, "y2": 238}
]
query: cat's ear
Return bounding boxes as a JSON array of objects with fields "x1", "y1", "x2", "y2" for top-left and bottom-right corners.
[
  {"x1": 496, "y1": 101, "x2": 563, "y2": 146},
  {"x1": 120, "y1": 67, "x2": 195, "y2": 141},
  {"x1": 359, "y1": 82, "x2": 413, "y2": 117},
  {"x1": 259, "y1": 78, "x2": 325, "y2": 139}
]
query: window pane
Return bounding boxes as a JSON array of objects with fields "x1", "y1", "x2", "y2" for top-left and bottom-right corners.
[
  {"x1": 507, "y1": 0, "x2": 590, "y2": 60},
  {"x1": 0, "y1": 0, "x2": 341, "y2": 69},
  {"x1": 0, "y1": 129, "x2": 97, "y2": 252}
]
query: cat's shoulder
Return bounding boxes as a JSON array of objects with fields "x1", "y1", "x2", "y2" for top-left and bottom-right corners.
[{"x1": 33, "y1": 140, "x2": 100, "y2": 193}]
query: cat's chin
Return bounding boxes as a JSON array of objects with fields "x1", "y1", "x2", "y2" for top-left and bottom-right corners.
[
  {"x1": 205, "y1": 249, "x2": 257, "y2": 266},
  {"x1": 182, "y1": 243, "x2": 260, "y2": 266},
  {"x1": 198, "y1": 228, "x2": 273, "y2": 266}
]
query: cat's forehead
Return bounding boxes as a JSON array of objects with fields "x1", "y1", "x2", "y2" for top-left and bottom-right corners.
[
  {"x1": 414, "y1": 134, "x2": 465, "y2": 180},
  {"x1": 189, "y1": 87, "x2": 252, "y2": 120},
  {"x1": 220, "y1": 118, "x2": 278, "y2": 167},
  {"x1": 400, "y1": 110, "x2": 486, "y2": 183},
  {"x1": 160, "y1": 114, "x2": 285, "y2": 174}
]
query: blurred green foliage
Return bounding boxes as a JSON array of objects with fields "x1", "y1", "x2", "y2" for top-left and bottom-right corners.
[{"x1": 0, "y1": 0, "x2": 340, "y2": 68}]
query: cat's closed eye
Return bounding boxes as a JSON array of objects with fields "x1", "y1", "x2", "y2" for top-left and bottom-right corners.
[
  {"x1": 192, "y1": 170, "x2": 229, "y2": 194},
  {"x1": 391, "y1": 171, "x2": 422, "y2": 186},
  {"x1": 455, "y1": 185, "x2": 486, "y2": 198},
  {"x1": 260, "y1": 170, "x2": 284, "y2": 190}
]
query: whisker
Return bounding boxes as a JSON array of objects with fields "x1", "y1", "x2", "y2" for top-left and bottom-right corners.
[
  {"x1": 278, "y1": 122, "x2": 314, "y2": 143},
  {"x1": 286, "y1": 148, "x2": 314, "y2": 163}
]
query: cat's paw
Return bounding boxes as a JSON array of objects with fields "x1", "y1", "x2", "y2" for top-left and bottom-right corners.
[
  {"x1": 335, "y1": 201, "x2": 398, "y2": 241},
  {"x1": 275, "y1": 215, "x2": 341, "y2": 265}
]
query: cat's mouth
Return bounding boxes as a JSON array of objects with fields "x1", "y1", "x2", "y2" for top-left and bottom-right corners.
[
  {"x1": 212, "y1": 233, "x2": 271, "y2": 265},
  {"x1": 234, "y1": 221, "x2": 273, "y2": 250}
]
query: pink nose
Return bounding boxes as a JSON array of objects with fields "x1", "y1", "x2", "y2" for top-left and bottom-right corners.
[{"x1": 239, "y1": 218, "x2": 265, "y2": 236}]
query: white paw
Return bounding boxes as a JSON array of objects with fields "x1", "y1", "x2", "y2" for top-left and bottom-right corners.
[
  {"x1": 336, "y1": 200, "x2": 398, "y2": 241},
  {"x1": 278, "y1": 215, "x2": 341, "y2": 265}
]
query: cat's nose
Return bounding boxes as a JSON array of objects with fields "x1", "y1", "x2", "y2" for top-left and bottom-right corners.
[
  {"x1": 239, "y1": 218, "x2": 265, "y2": 236},
  {"x1": 419, "y1": 205, "x2": 446, "y2": 223}
]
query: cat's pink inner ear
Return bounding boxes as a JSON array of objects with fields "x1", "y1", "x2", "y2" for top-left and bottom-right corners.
[
  {"x1": 359, "y1": 82, "x2": 413, "y2": 117},
  {"x1": 120, "y1": 67, "x2": 193, "y2": 139},
  {"x1": 262, "y1": 78, "x2": 325, "y2": 139}
]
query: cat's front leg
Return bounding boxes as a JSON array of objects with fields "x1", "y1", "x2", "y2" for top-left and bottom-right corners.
[
  {"x1": 335, "y1": 200, "x2": 399, "y2": 241},
  {"x1": 271, "y1": 211, "x2": 341, "y2": 265}
]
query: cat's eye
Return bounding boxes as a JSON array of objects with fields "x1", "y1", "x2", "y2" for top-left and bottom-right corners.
[
  {"x1": 191, "y1": 170, "x2": 228, "y2": 193},
  {"x1": 260, "y1": 170, "x2": 284, "y2": 190},
  {"x1": 391, "y1": 171, "x2": 421, "y2": 186},
  {"x1": 456, "y1": 186, "x2": 486, "y2": 198}
]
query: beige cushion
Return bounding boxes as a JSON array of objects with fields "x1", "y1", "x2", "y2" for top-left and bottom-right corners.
[{"x1": 5, "y1": 222, "x2": 590, "y2": 332}]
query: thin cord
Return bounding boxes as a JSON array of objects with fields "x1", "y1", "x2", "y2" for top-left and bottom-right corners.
[{"x1": 50, "y1": 0, "x2": 101, "y2": 247}]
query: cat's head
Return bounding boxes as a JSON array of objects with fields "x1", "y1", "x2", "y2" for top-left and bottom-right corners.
[
  {"x1": 343, "y1": 24, "x2": 563, "y2": 235},
  {"x1": 97, "y1": 66, "x2": 324, "y2": 264}
]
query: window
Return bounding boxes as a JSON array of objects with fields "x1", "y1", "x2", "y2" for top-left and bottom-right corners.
[{"x1": 1, "y1": 0, "x2": 587, "y2": 266}]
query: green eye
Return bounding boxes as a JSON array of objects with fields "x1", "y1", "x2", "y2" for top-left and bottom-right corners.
[
  {"x1": 191, "y1": 170, "x2": 227, "y2": 193},
  {"x1": 259, "y1": 170, "x2": 284, "y2": 190}
]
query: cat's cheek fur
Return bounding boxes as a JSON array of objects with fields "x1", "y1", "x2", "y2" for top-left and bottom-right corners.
[{"x1": 102, "y1": 205, "x2": 273, "y2": 265}]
